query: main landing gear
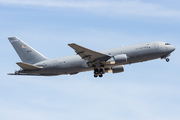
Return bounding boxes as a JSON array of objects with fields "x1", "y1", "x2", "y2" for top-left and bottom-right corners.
[{"x1": 94, "y1": 68, "x2": 104, "y2": 78}]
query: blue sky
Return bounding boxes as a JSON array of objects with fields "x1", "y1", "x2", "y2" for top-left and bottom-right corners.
[{"x1": 0, "y1": 0, "x2": 180, "y2": 120}]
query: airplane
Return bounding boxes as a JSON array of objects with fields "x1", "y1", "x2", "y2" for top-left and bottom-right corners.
[{"x1": 8, "y1": 37, "x2": 175, "y2": 77}]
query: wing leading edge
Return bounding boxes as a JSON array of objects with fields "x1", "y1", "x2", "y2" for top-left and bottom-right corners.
[{"x1": 68, "y1": 43, "x2": 111, "y2": 66}]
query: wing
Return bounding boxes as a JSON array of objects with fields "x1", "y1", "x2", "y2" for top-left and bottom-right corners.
[{"x1": 68, "y1": 43, "x2": 111, "y2": 66}]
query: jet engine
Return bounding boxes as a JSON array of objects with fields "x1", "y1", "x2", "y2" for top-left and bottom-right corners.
[
  {"x1": 106, "y1": 54, "x2": 127, "y2": 65},
  {"x1": 106, "y1": 66, "x2": 124, "y2": 73}
]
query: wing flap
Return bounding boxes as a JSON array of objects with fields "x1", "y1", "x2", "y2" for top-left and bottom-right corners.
[
  {"x1": 68, "y1": 43, "x2": 111, "y2": 63},
  {"x1": 16, "y1": 62, "x2": 43, "y2": 70}
]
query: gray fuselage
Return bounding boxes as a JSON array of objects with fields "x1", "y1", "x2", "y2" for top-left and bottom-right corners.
[{"x1": 21, "y1": 41, "x2": 175, "y2": 75}]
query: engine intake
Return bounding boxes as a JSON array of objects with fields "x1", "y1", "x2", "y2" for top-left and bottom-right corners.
[{"x1": 106, "y1": 54, "x2": 127, "y2": 65}]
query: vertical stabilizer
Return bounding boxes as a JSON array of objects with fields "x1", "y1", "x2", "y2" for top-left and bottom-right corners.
[{"x1": 8, "y1": 37, "x2": 48, "y2": 64}]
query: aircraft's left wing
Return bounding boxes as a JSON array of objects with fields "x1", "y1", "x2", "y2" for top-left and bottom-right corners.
[{"x1": 68, "y1": 43, "x2": 111, "y2": 66}]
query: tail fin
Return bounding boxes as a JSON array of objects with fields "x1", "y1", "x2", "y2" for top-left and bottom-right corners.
[{"x1": 8, "y1": 37, "x2": 48, "y2": 64}]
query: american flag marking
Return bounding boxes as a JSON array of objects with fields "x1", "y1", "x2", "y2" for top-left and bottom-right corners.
[{"x1": 22, "y1": 45, "x2": 26, "y2": 48}]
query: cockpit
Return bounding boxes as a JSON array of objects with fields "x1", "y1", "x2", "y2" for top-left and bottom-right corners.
[{"x1": 165, "y1": 43, "x2": 171, "y2": 45}]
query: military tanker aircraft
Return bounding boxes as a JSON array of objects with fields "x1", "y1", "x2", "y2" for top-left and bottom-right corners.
[{"x1": 8, "y1": 37, "x2": 175, "y2": 77}]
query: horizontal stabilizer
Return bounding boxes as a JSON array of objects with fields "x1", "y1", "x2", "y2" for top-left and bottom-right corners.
[{"x1": 16, "y1": 62, "x2": 43, "y2": 70}]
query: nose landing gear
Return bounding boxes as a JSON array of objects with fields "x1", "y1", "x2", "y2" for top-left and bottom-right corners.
[
  {"x1": 94, "y1": 68, "x2": 104, "y2": 78},
  {"x1": 161, "y1": 54, "x2": 171, "y2": 62},
  {"x1": 166, "y1": 58, "x2": 170, "y2": 62}
]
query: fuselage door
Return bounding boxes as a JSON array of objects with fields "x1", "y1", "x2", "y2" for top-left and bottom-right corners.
[
  {"x1": 166, "y1": 46, "x2": 168, "y2": 51},
  {"x1": 154, "y1": 43, "x2": 159, "y2": 50},
  {"x1": 53, "y1": 61, "x2": 58, "y2": 67}
]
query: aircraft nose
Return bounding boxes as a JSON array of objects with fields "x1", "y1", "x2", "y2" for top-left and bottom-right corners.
[{"x1": 169, "y1": 46, "x2": 176, "y2": 52}]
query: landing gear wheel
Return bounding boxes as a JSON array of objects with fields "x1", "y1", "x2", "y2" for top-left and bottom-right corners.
[
  {"x1": 94, "y1": 75, "x2": 98, "y2": 78},
  {"x1": 94, "y1": 69, "x2": 99, "y2": 74},
  {"x1": 99, "y1": 74, "x2": 103, "y2": 77},
  {"x1": 99, "y1": 69, "x2": 104, "y2": 74},
  {"x1": 93, "y1": 68, "x2": 104, "y2": 78},
  {"x1": 166, "y1": 58, "x2": 170, "y2": 62}
]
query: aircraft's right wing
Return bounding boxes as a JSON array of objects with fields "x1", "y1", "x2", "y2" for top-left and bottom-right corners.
[{"x1": 68, "y1": 43, "x2": 111, "y2": 66}]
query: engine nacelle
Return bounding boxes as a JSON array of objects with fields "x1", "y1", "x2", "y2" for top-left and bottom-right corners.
[
  {"x1": 106, "y1": 66, "x2": 124, "y2": 73},
  {"x1": 106, "y1": 54, "x2": 127, "y2": 65}
]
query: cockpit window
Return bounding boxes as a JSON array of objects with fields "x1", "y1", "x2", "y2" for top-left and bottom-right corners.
[{"x1": 165, "y1": 43, "x2": 171, "y2": 45}]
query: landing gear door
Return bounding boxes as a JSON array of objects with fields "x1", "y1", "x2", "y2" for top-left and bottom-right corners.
[{"x1": 154, "y1": 43, "x2": 159, "y2": 50}]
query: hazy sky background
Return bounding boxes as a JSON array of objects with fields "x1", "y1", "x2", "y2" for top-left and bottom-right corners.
[{"x1": 0, "y1": 0, "x2": 180, "y2": 120}]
